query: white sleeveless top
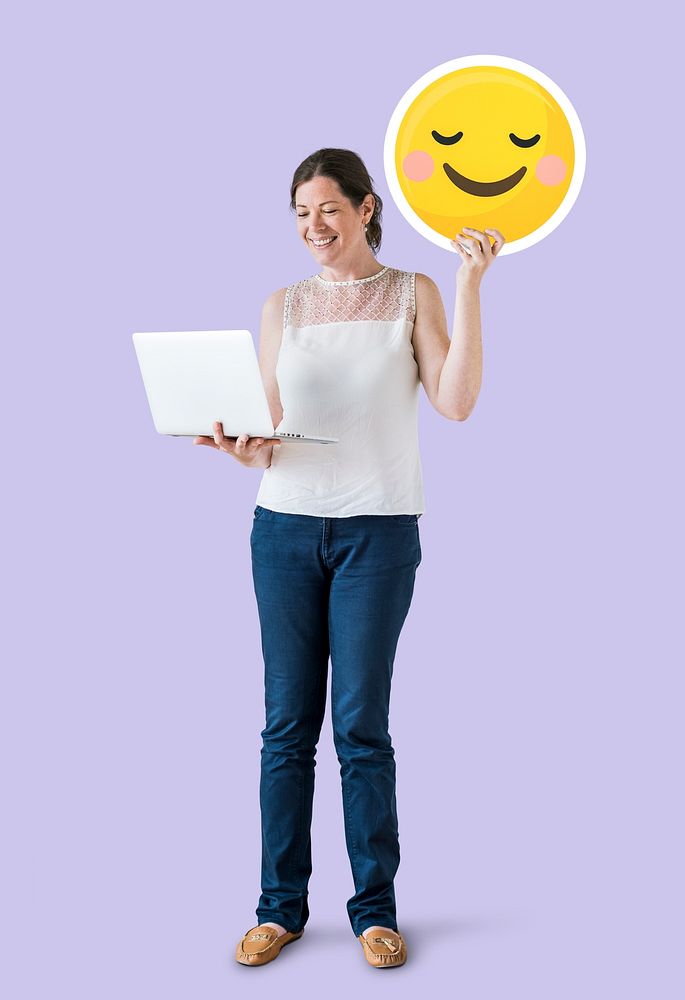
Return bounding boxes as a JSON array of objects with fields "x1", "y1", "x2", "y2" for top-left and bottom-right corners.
[{"x1": 255, "y1": 264, "x2": 425, "y2": 517}]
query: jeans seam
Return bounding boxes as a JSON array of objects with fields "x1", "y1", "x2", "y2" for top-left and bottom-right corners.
[
  {"x1": 330, "y1": 619, "x2": 361, "y2": 879},
  {"x1": 341, "y1": 757, "x2": 361, "y2": 876},
  {"x1": 290, "y1": 767, "x2": 305, "y2": 883}
]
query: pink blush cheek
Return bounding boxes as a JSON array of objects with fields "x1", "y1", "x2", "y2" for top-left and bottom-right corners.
[
  {"x1": 535, "y1": 155, "x2": 568, "y2": 186},
  {"x1": 402, "y1": 150, "x2": 434, "y2": 181}
]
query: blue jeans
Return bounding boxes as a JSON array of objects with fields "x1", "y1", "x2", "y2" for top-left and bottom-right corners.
[{"x1": 249, "y1": 506, "x2": 422, "y2": 938}]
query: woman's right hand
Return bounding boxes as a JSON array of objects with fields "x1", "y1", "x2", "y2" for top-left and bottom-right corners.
[{"x1": 193, "y1": 421, "x2": 280, "y2": 468}]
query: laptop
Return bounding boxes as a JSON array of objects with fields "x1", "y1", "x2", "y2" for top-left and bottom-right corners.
[{"x1": 132, "y1": 329, "x2": 338, "y2": 444}]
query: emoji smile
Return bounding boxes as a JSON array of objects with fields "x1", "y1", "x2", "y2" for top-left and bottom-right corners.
[{"x1": 443, "y1": 163, "x2": 527, "y2": 197}]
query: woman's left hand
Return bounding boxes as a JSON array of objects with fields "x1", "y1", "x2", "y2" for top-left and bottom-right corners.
[{"x1": 451, "y1": 227, "x2": 506, "y2": 285}]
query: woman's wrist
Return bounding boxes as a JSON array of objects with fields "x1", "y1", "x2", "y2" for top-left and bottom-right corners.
[{"x1": 251, "y1": 444, "x2": 274, "y2": 469}]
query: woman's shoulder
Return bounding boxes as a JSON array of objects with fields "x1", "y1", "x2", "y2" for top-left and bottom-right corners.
[
  {"x1": 263, "y1": 286, "x2": 288, "y2": 308},
  {"x1": 387, "y1": 266, "x2": 423, "y2": 297},
  {"x1": 413, "y1": 271, "x2": 439, "y2": 289},
  {"x1": 260, "y1": 288, "x2": 288, "y2": 335}
]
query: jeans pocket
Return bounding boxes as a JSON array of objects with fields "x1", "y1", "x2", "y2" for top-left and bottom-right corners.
[{"x1": 253, "y1": 505, "x2": 265, "y2": 520}]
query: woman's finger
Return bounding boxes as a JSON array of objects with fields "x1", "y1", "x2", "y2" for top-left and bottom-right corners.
[
  {"x1": 213, "y1": 421, "x2": 225, "y2": 447},
  {"x1": 461, "y1": 230, "x2": 485, "y2": 253},
  {"x1": 206, "y1": 425, "x2": 272, "y2": 454},
  {"x1": 485, "y1": 228, "x2": 506, "y2": 254}
]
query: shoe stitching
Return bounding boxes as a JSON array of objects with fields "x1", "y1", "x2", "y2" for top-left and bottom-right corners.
[
  {"x1": 241, "y1": 929, "x2": 280, "y2": 955},
  {"x1": 360, "y1": 933, "x2": 405, "y2": 965}
]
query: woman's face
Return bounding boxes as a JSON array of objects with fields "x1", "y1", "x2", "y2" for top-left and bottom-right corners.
[{"x1": 295, "y1": 175, "x2": 374, "y2": 263}]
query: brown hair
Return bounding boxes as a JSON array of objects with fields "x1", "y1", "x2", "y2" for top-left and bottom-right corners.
[{"x1": 289, "y1": 148, "x2": 384, "y2": 255}]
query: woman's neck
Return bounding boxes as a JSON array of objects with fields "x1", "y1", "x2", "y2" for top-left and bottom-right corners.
[{"x1": 319, "y1": 255, "x2": 384, "y2": 283}]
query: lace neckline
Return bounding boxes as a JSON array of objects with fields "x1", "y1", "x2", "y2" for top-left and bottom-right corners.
[{"x1": 314, "y1": 265, "x2": 390, "y2": 287}]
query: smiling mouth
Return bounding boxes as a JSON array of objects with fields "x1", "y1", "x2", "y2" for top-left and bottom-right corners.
[
  {"x1": 443, "y1": 163, "x2": 527, "y2": 197},
  {"x1": 309, "y1": 236, "x2": 338, "y2": 247}
]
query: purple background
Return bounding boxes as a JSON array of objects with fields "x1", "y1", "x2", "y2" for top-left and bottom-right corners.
[{"x1": 4, "y1": 2, "x2": 682, "y2": 997}]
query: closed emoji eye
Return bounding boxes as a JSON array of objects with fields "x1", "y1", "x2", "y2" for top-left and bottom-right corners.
[
  {"x1": 433, "y1": 130, "x2": 541, "y2": 148},
  {"x1": 510, "y1": 133, "x2": 541, "y2": 148},
  {"x1": 431, "y1": 129, "x2": 463, "y2": 145}
]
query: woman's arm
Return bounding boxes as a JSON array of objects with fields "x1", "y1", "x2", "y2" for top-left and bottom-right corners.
[
  {"x1": 412, "y1": 272, "x2": 481, "y2": 421},
  {"x1": 412, "y1": 227, "x2": 505, "y2": 421},
  {"x1": 438, "y1": 276, "x2": 482, "y2": 422},
  {"x1": 254, "y1": 287, "x2": 287, "y2": 468}
]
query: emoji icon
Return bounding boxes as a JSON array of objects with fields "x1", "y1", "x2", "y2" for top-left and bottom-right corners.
[{"x1": 384, "y1": 55, "x2": 586, "y2": 255}]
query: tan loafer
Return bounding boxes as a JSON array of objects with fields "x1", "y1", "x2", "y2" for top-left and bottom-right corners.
[
  {"x1": 235, "y1": 924, "x2": 304, "y2": 966},
  {"x1": 358, "y1": 929, "x2": 407, "y2": 968}
]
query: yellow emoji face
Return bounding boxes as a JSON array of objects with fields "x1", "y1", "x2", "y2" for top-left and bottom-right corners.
[{"x1": 384, "y1": 55, "x2": 586, "y2": 255}]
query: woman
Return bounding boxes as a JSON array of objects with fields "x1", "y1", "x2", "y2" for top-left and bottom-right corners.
[{"x1": 194, "y1": 148, "x2": 504, "y2": 968}]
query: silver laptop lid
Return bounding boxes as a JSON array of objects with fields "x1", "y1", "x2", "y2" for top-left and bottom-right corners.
[{"x1": 132, "y1": 329, "x2": 337, "y2": 443}]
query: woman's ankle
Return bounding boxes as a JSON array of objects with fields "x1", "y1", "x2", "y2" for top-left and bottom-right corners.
[{"x1": 262, "y1": 921, "x2": 288, "y2": 937}]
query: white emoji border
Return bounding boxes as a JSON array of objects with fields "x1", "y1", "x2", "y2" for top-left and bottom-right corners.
[{"x1": 383, "y1": 54, "x2": 587, "y2": 256}]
